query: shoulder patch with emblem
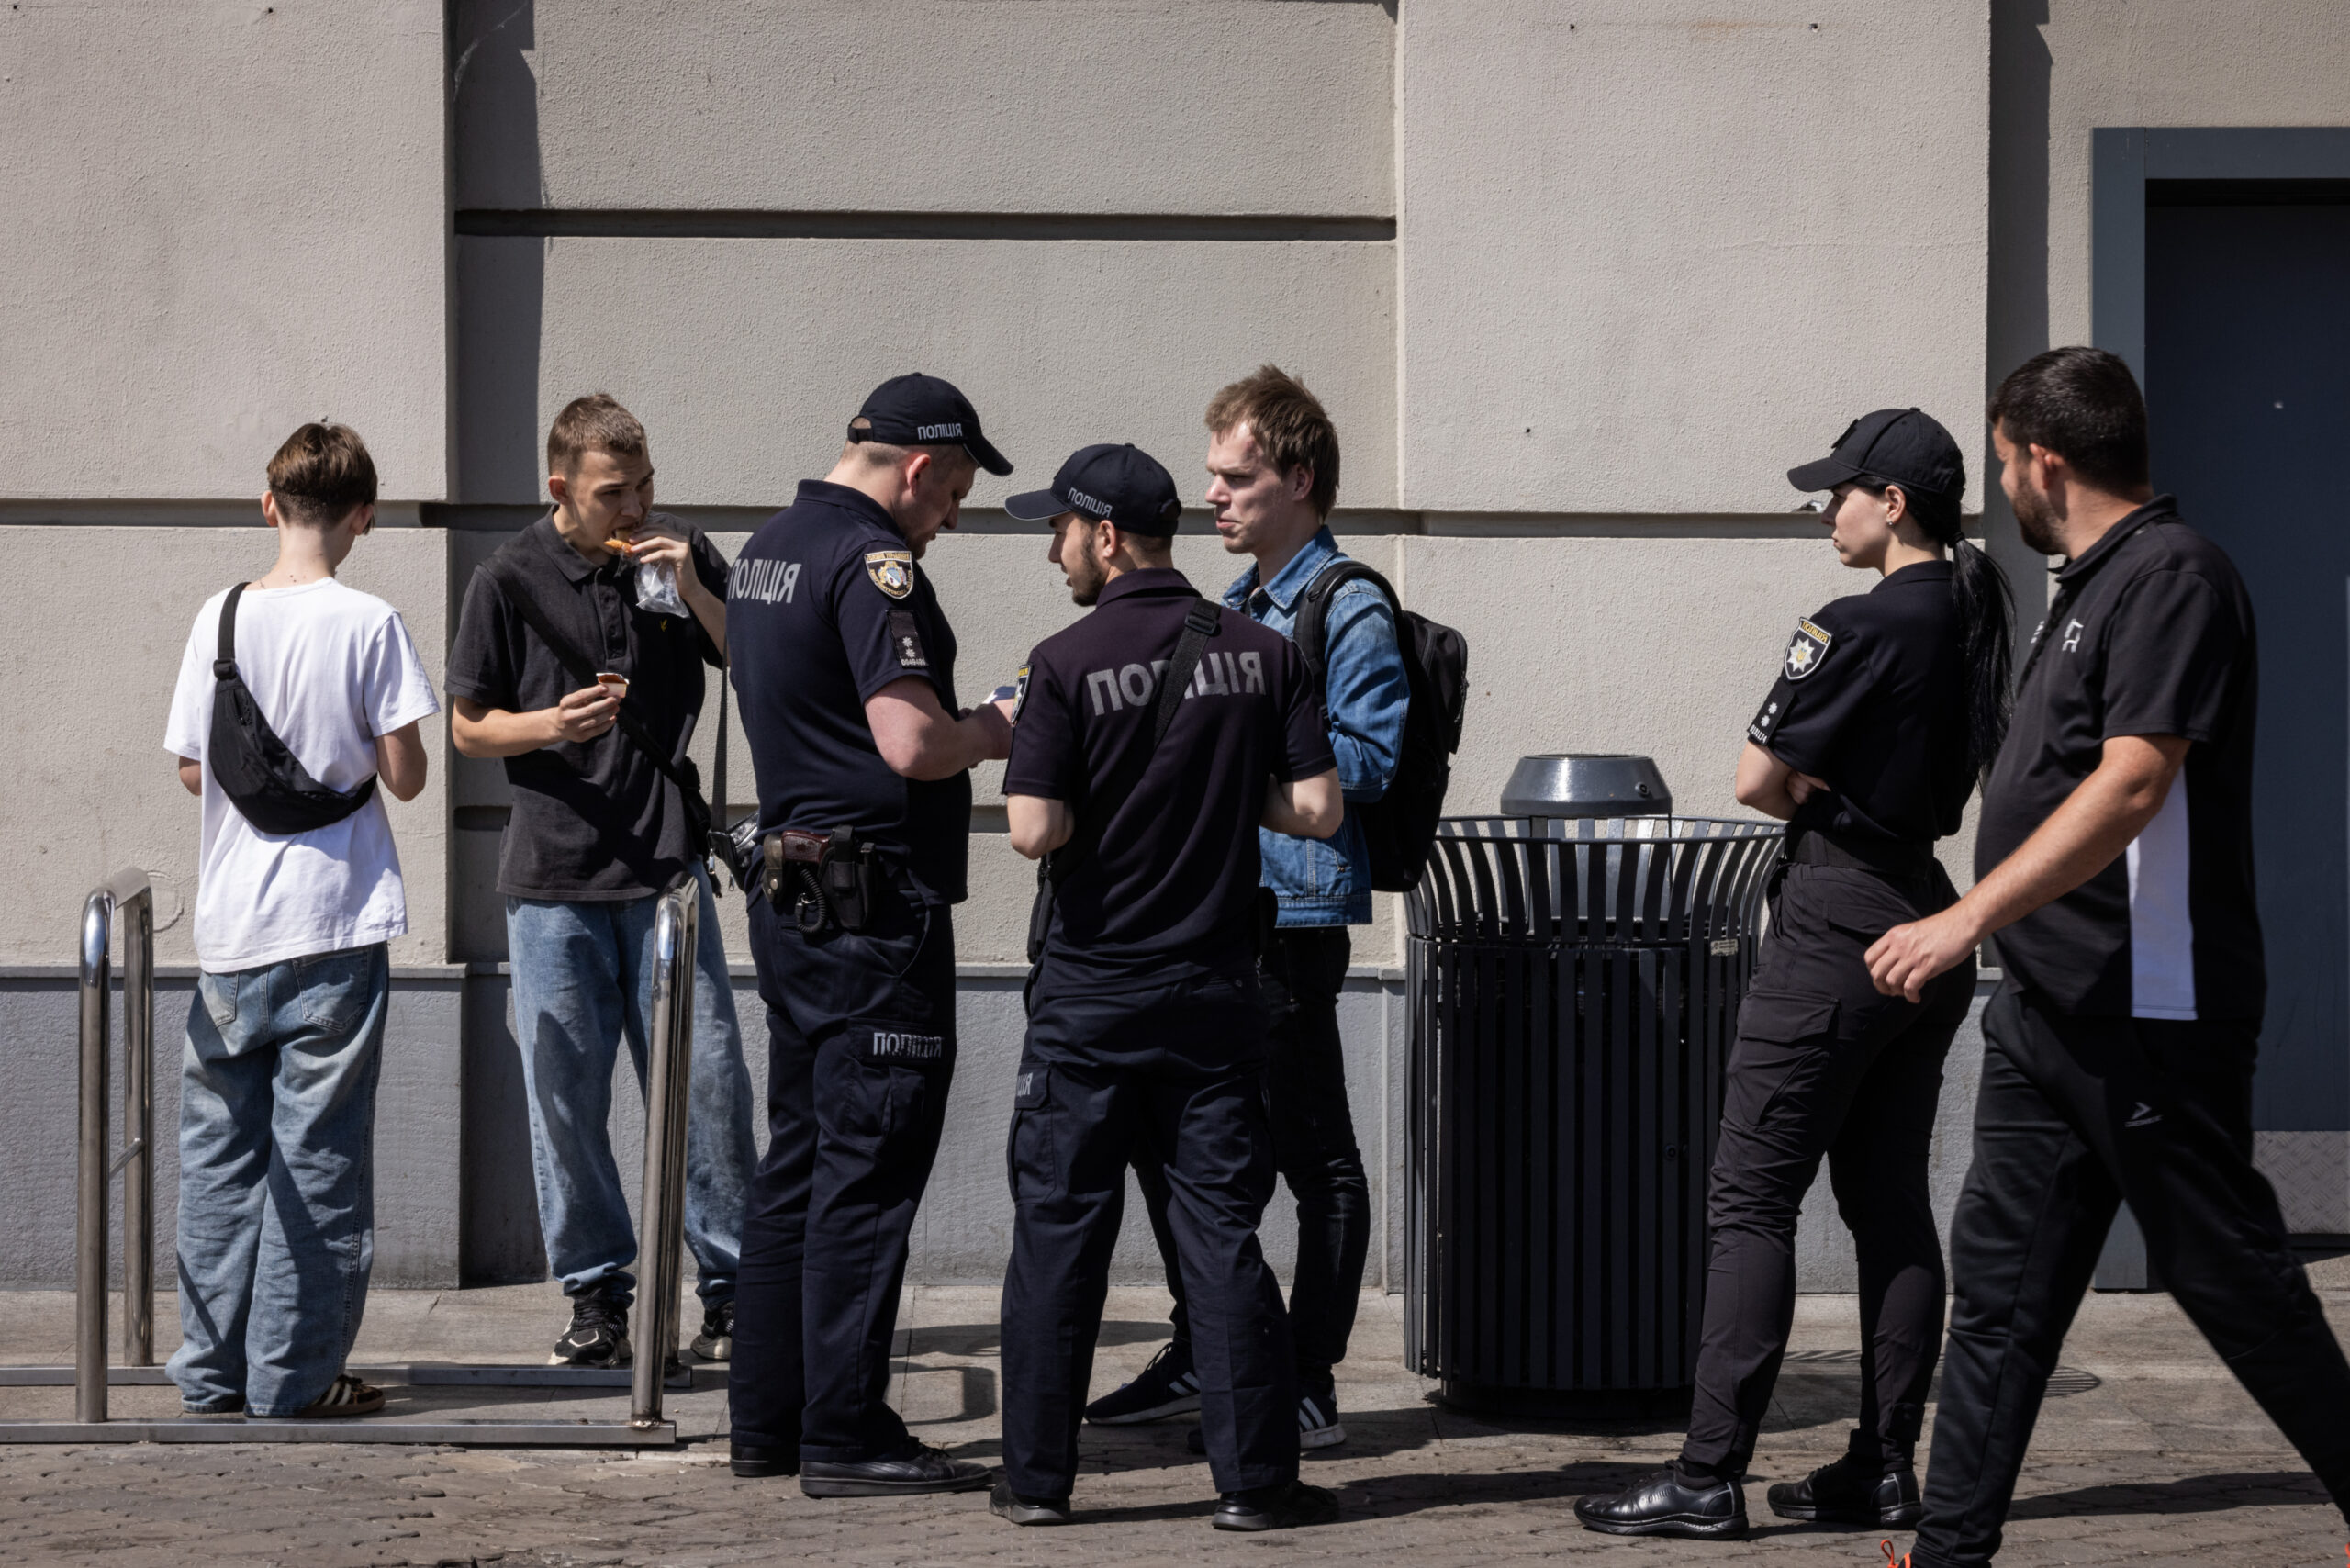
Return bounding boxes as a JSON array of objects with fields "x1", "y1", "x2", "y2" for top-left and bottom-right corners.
[
  {"x1": 1783, "y1": 618, "x2": 1834, "y2": 682},
  {"x1": 887, "y1": 610, "x2": 929, "y2": 669},
  {"x1": 866, "y1": 549, "x2": 914, "y2": 600},
  {"x1": 1012, "y1": 662, "x2": 1031, "y2": 722}
]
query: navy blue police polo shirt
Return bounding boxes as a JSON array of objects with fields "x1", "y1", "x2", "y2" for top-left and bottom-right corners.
[
  {"x1": 1745, "y1": 559, "x2": 1974, "y2": 845},
  {"x1": 728, "y1": 479, "x2": 970, "y2": 904},
  {"x1": 1004, "y1": 566, "x2": 1334, "y2": 986},
  {"x1": 1976, "y1": 498, "x2": 2262, "y2": 1021}
]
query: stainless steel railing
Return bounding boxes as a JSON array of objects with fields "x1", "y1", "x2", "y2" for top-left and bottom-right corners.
[
  {"x1": 77, "y1": 867, "x2": 154, "y2": 1424},
  {"x1": 630, "y1": 874, "x2": 698, "y2": 1430},
  {"x1": 6, "y1": 868, "x2": 699, "y2": 1446}
]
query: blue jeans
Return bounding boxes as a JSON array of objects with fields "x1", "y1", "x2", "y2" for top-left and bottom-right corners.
[
  {"x1": 506, "y1": 868, "x2": 756, "y2": 1305},
  {"x1": 169, "y1": 944, "x2": 388, "y2": 1417}
]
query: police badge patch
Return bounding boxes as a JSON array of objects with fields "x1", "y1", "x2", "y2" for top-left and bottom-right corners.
[
  {"x1": 1012, "y1": 662, "x2": 1031, "y2": 722},
  {"x1": 1783, "y1": 618, "x2": 1833, "y2": 681},
  {"x1": 865, "y1": 550, "x2": 914, "y2": 599}
]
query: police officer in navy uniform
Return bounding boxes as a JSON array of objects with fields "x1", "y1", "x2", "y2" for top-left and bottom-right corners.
[
  {"x1": 723, "y1": 375, "x2": 1014, "y2": 1496},
  {"x1": 986, "y1": 444, "x2": 1345, "y2": 1532},
  {"x1": 1578, "y1": 409, "x2": 2016, "y2": 1540}
]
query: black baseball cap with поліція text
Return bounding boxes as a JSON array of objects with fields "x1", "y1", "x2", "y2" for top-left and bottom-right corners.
[
  {"x1": 846, "y1": 373, "x2": 1014, "y2": 476},
  {"x1": 1002, "y1": 443, "x2": 1185, "y2": 536},
  {"x1": 1786, "y1": 407, "x2": 1965, "y2": 503}
]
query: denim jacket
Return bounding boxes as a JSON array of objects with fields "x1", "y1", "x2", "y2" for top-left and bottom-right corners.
[{"x1": 1225, "y1": 526, "x2": 1410, "y2": 925}]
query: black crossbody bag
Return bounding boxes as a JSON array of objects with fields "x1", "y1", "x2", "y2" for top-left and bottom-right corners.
[
  {"x1": 481, "y1": 555, "x2": 757, "y2": 892},
  {"x1": 207, "y1": 582, "x2": 381, "y2": 834},
  {"x1": 1026, "y1": 599, "x2": 1221, "y2": 964}
]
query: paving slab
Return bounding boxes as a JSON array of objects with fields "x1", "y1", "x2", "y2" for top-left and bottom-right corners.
[{"x1": 2, "y1": 1274, "x2": 2346, "y2": 1564}]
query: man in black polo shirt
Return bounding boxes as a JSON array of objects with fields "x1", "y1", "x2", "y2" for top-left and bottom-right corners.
[
  {"x1": 1864, "y1": 348, "x2": 2350, "y2": 1566},
  {"x1": 986, "y1": 443, "x2": 1343, "y2": 1533},
  {"x1": 723, "y1": 375, "x2": 1014, "y2": 1497},
  {"x1": 446, "y1": 394, "x2": 757, "y2": 1370}
]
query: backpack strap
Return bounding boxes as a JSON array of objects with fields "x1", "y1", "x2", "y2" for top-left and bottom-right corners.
[
  {"x1": 214, "y1": 581, "x2": 247, "y2": 677},
  {"x1": 1292, "y1": 557, "x2": 1398, "y2": 720},
  {"x1": 479, "y1": 552, "x2": 710, "y2": 808}
]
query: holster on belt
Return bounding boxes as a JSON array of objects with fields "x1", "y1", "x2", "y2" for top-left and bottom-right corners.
[{"x1": 763, "y1": 826, "x2": 878, "y2": 934}]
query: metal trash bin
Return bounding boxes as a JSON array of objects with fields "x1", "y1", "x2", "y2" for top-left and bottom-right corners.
[{"x1": 1403, "y1": 756, "x2": 1783, "y2": 1417}]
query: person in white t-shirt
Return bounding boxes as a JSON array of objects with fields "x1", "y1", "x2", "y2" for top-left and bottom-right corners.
[{"x1": 162, "y1": 423, "x2": 439, "y2": 1421}]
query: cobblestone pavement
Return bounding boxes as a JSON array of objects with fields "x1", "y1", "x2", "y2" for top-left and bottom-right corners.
[{"x1": 3, "y1": 1272, "x2": 2346, "y2": 1566}]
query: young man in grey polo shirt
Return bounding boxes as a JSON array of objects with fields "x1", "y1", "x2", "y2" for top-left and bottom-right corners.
[{"x1": 446, "y1": 394, "x2": 756, "y2": 1368}]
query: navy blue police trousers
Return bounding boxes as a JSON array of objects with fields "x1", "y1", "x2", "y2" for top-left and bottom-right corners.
[
  {"x1": 729, "y1": 883, "x2": 957, "y2": 1464},
  {"x1": 1001, "y1": 966, "x2": 1300, "y2": 1501}
]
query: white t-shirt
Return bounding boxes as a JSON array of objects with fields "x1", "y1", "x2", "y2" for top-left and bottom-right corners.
[{"x1": 164, "y1": 578, "x2": 441, "y2": 972}]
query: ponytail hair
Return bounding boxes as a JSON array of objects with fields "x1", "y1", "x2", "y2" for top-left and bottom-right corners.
[{"x1": 1855, "y1": 476, "x2": 2016, "y2": 777}]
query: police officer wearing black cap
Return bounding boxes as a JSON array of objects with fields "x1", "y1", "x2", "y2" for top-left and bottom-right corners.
[
  {"x1": 723, "y1": 374, "x2": 1014, "y2": 1496},
  {"x1": 1578, "y1": 408, "x2": 2016, "y2": 1541},
  {"x1": 985, "y1": 444, "x2": 1345, "y2": 1532}
]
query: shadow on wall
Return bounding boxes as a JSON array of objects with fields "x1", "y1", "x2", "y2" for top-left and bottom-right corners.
[
  {"x1": 453, "y1": 0, "x2": 545, "y2": 504},
  {"x1": 1984, "y1": 0, "x2": 2054, "y2": 622}
]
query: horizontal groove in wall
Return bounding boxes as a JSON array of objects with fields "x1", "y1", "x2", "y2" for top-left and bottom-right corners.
[
  {"x1": 455, "y1": 209, "x2": 1397, "y2": 243},
  {"x1": 0, "y1": 506, "x2": 1959, "y2": 542},
  {"x1": 0, "y1": 501, "x2": 426, "y2": 528}
]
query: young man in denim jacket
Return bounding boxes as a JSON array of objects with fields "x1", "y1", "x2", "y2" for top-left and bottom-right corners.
[{"x1": 1088, "y1": 366, "x2": 1409, "y2": 1450}]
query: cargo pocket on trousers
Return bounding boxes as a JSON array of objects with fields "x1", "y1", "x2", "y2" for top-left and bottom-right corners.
[
  {"x1": 1725, "y1": 989, "x2": 1842, "y2": 1128},
  {"x1": 1007, "y1": 1063, "x2": 1056, "y2": 1205}
]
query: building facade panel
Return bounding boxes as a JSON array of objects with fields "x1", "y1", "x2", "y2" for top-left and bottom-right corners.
[
  {"x1": 0, "y1": 1, "x2": 447, "y2": 500},
  {"x1": 454, "y1": 234, "x2": 1399, "y2": 510},
  {"x1": 453, "y1": 0, "x2": 1395, "y2": 217},
  {"x1": 1397, "y1": 2, "x2": 1989, "y2": 515}
]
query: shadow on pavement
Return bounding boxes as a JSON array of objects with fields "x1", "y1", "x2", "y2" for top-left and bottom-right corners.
[
  {"x1": 904, "y1": 1319, "x2": 1172, "y2": 1357},
  {"x1": 2009, "y1": 1471, "x2": 2333, "y2": 1518}
]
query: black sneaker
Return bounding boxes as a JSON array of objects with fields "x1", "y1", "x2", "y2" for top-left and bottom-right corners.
[
  {"x1": 692, "y1": 1298, "x2": 734, "y2": 1361},
  {"x1": 550, "y1": 1282, "x2": 632, "y2": 1368},
  {"x1": 1573, "y1": 1465, "x2": 1749, "y2": 1540},
  {"x1": 1084, "y1": 1341, "x2": 1200, "y2": 1425},
  {"x1": 1766, "y1": 1445, "x2": 1920, "y2": 1528},
  {"x1": 989, "y1": 1478, "x2": 1072, "y2": 1526},
  {"x1": 1213, "y1": 1480, "x2": 1340, "y2": 1531},
  {"x1": 1185, "y1": 1389, "x2": 1346, "y2": 1456}
]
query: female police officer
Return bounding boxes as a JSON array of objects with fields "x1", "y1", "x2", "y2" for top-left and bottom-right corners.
[{"x1": 1576, "y1": 408, "x2": 2013, "y2": 1541}]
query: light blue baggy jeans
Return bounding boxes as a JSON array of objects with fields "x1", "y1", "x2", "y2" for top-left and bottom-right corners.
[
  {"x1": 505, "y1": 866, "x2": 756, "y2": 1306},
  {"x1": 169, "y1": 943, "x2": 388, "y2": 1417}
]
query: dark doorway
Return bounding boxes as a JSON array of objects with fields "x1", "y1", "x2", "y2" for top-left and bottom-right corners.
[{"x1": 2144, "y1": 197, "x2": 2350, "y2": 1132}]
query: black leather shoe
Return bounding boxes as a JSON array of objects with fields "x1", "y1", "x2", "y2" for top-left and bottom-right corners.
[
  {"x1": 730, "y1": 1439, "x2": 797, "y2": 1479},
  {"x1": 989, "y1": 1478, "x2": 1072, "y2": 1525},
  {"x1": 1213, "y1": 1480, "x2": 1341, "y2": 1531},
  {"x1": 1574, "y1": 1466, "x2": 1749, "y2": 1540},
  {"x1": 800, "y1": 1441, "x2": 992, "y2": 1498},
  {"x1": 1766, "y1": 1451, "x2": 1920, "y2": 1527}
]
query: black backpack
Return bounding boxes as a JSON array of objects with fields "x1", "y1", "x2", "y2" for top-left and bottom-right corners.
[
  {"x1": 207, "y1": 581, "x2": 381, "y2": 835},
  {"x1": 1292, "y1": 560, "x2": 1469, "y2": 892}
]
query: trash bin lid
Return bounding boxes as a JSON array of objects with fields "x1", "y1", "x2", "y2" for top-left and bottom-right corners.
[{"x1": 1499, "y1": 754, "x2": 1673, "y2": 818}]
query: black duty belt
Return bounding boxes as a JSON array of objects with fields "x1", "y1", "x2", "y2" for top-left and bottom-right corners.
[
  {"x1": 1785, "y1": 827, "x2": 1938, "y2": 879},
  {"x1": 763, "y1": 826, "x2": 890, "y2": 934}
]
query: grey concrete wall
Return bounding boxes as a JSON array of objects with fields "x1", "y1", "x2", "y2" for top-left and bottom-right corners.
[
  {"x1": 0, "y1": 0, "x2": 447, "y2": 501},
  {"x1": 453, "y1": 237, "x2": 1398, "y2": 511},
  {"x1": 1396, "y1": 3, "x2": 1989, "y2": 516},
  {"x1": 453, "y1": 0, "x2": 1395, "y2": 216}
]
